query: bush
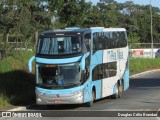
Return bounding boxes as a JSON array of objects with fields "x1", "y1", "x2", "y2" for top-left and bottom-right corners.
[{"x1": 0, "y1": 50, "x2": 36, "y2": 108}]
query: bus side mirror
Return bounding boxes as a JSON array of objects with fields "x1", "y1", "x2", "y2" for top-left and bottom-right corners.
[
  {"x1": 28, "y1": 56, "x2": 35, "y2": 72},
  {"x1": 81, "y1": 52, "x2": 90, "y2": 70}
]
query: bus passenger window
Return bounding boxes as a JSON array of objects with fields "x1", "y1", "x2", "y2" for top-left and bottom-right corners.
[
  {"x1": 58, "y1": 41, "x2": 65, "y2": 53},
  {"x1": 71, "y1": 36, "x2": 81, "y2": 53},
  {"x1": 84, "y1": 33, "x2": 91, "y2": 51}
]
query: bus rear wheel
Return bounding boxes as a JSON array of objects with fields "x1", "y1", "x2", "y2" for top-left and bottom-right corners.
[
  {"x1": 86, "y1": 90, "x2": 95, "y2": 107},
  {"x1": 112, "y1": 83, "x2": 123, "y2": 99},
  {"x1": 118, "y1": 82, "x2": 123, "y2": 98}
]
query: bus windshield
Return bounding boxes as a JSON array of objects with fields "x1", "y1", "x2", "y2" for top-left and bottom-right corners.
[
  {"x1": 37, "y1": 36, "x2": 82, "y2": 55},
  {"x1": 37, "y1": 62, "x2": 81, "y2": 88}
]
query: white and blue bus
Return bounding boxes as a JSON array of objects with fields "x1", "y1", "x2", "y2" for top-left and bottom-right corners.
[{"x1": 28, "y1": 27, "x2": 129, "y2": 106}]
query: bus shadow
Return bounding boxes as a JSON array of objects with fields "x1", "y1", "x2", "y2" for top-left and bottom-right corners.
[
  {"x1": 0, "y1": 70, "x2": 36, "y2": 107},
  {"x1": 27, "y1": 98, "x2": 112, "y2": 110},
  {"x1": 130, "y1": 78, "x2": 160, "y2": 88},
  {"x1": 27, "y1": 104, "x2": 82, "y2": 110}
]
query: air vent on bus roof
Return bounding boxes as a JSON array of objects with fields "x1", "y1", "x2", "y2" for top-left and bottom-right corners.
[
  {"x1": 65, "y1": 27, "x2": 80, "y2": 30},
  {"x1": 90, "y1": 27, "x2": 104, "y2": 29}
]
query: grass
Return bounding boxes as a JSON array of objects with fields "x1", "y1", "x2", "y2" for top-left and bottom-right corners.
[
  {"x1": 0, "y1": 50, "x2": 35, "y2": 109},
  {"x1": 1, "y1": 51, "x2": 160, "y2": 109},
  {"x1": 0, "y1": 92, "x2": 11, "y2": 109},
  {"x1": 130, "y1": 58, "x2": 160, "y2": 75},
  {"x1": 0, "y1": 50, "x2": 34, "y2": 73}
]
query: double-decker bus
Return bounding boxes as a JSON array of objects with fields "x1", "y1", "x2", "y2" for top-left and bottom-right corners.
[{"x1": 28, "y1": 27, "x2": 129, "y2": 106}]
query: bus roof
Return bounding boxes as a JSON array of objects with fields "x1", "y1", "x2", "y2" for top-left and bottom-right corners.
[
  {"x1": 103, "y1": 28, "x2": 126, "y2": 32},
  {"x1": 90, "y1": 27, "x2": 126, "y2": 31},
  {"x1": 40, "y1": 27, "x2": 126, "y2": 36},
  {"x1": 40, "y1": 29, "x2": 91, "y2": 36}
]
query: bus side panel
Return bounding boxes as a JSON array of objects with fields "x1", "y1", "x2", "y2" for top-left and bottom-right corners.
[
  {"x1": 118, "y1": 47, "x2": 128, "y2": 78},
  {"x1": 102, "y1": 47, "x2": 129, "y2": 97},
  {"x1": 91, "y1": 50, "x2": 103, "y2": 99},
  {"x1": 102, "y1": 77, "x2": 119, "y2": 97},
  {"x1": 92, "y1": 80, "x2": 102, "y2": 100},
  {"x1": 83, "y1": 28, "x2": 103, "y2": 103},
  {"x1": 123, "y1": 61, "x2": 130, "y2": 91},
  {"x1": 102, "y1": 49, "x2": 119, "y2": 97},
  {"x1": 119, "y1": 47, "x2": 129, "y2": 91},
  {"x1": 83, "y1": 80, "x2": 93, "y2": 103}
]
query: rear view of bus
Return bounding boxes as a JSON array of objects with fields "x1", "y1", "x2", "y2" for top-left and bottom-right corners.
[{"x1": 28, "y1": 27, "x2": 129, "y2": 106}]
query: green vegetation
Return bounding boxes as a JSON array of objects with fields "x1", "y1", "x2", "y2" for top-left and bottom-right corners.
[
  {"x1": 0, "y1": 92, "x2": 11, "y2": 109},
  {"x1": 130, "y1": 58, "x2": 160, "y2": 75},
  {"x1": 0, "y1": 50, "x2": 35, "y2": 109}
]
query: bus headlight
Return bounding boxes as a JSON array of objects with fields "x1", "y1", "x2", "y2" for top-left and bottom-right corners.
[
  {"x1": 37, "y1": 98, "x2": 42, "y2": 103},
  {"x1": 73, "y1": 90, "x2": 83, "y2": 103},
  {"x1": 76, "y1": 94, "x2": 83, "y2": 101}
]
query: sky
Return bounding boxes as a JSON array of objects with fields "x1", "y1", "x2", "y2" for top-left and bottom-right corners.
[{"x1": 86, "y1": 0, "x2": 160, "y2": 8}]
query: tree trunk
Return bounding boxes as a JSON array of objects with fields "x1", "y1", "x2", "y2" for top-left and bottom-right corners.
[{"x1": 34, "y1": 31, "x2": 38, "y2": 46}]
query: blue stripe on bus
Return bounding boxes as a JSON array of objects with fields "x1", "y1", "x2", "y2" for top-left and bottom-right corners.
[
  {"x1": 28, "y1": 56, "x2": 35, "y2": 72},
  {"x1": 81, "y1": 52, "x2": 90, "y2": 70},
  {"x1": 113, "y1": 83, "x2": 118, "y2": 95},
  {"x1": 112, "y1": 68, "x2": 129, "y2": 94},
  {"x1": 92, "y1": 80, "x2": 102, "y2": 100},
  {"x1": 36, "y1": 56, "x2": 81, "y2": 64},
  {"x1": 112, "y1": 69, "x2": 130, "y2": 94},
  {"x1": 89, "y1": 50, "x2": 103, "y2": 100},
  {"x1": 83, "y1": 80, "x2": 92, "y2": 103},
  {"x1": 123, "y1": 68, "x2": 130, "y2": 91},
  {"x1": 91, "y1": 50, "x2": 103, "y2": 70},
  {"x1": 83, "y1": 79, "x2": 102, "y2": 103}
]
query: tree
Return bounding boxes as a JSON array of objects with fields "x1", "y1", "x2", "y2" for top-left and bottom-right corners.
[
  {"x1": 0, "y1": 0, "x2": 160, "y2": 48},
  {"x1": 56, "y1": 0, "x2": 91, "y2": 27},
  {"x1": 0, "y1": 0, "x2": 20, "y2": 43},
  {"x1": 0, "y1": 0, "x2": 53, "y2": 49}
]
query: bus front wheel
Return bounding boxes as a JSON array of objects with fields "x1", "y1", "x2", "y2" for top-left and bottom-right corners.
[{"x1": 86, "y1": 90, "x2": 95, "y2": 107}]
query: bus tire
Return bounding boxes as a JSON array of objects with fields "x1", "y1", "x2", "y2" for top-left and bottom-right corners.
[
  {"x1": 86, "y1": 90, "x2": 95, "y2": 107},
  {"x1": 118, "y1": 80, "x2": 124, "y2": 98},
  {"x1": 112, "y1": 83, "x2": 122, "y2": 99},
  {"x1": 118, "y1": 83, "x2": 123, "y2": 98}
]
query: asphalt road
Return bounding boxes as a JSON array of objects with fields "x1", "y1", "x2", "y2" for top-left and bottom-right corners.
[{"x1": 1, "y1": 70, "x2": 160, "y2": 120}]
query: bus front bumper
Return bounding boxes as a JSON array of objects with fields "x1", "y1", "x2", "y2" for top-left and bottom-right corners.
[{"x1": 36, "y1": 90, "x2": 83, "y2": 105}]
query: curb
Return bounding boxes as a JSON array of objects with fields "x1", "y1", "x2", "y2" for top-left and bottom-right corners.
[
  {"x1": 3, "y1": 69, "x2": 160, "y2": 112},
  {"x1": 6, "y1": 107, "x2": 26, "y2": 111},
  {"x1": 130, "y1": 69, "x2": 160, "y2": 78}
]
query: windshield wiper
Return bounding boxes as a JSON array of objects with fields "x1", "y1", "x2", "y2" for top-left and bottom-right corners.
[{"x1": 62, "y1": 83, "x2": 81, "y2": 86}]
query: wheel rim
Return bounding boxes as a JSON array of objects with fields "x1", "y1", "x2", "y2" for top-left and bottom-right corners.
[
  {"x1": 91, "y1": 91, "x2": 95, "y2": 103},
  {"x1": 118, "y1": 84, "x2": 123, "y2": 98}
]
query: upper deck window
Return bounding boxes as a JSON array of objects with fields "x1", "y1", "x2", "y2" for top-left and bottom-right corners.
[{"x1": 37, "y1": 36, "x2": 82, "y2": 55}]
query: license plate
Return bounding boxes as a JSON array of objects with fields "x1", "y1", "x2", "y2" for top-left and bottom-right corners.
[{"x1": 54, "y1": 100, "x2": 63, "y2": 103}]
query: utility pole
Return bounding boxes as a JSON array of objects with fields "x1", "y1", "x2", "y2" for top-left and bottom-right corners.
[{"x1": 150, "y1": 0, "x2": 154, "y2": 58}]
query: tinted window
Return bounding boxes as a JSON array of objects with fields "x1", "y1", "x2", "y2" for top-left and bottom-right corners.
[
  {"x1": 93, "y1": 31, "x2": 127, "y2": 51},
  {"x1": 84, "y1": 33, "x2": 91, "y2": 51},
  {"x1": 37, "y1": 36, "x2": 82, "y2": 55},
  {"x1": 92, "y1": 62, "x2": 117, "y2": 81}
]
